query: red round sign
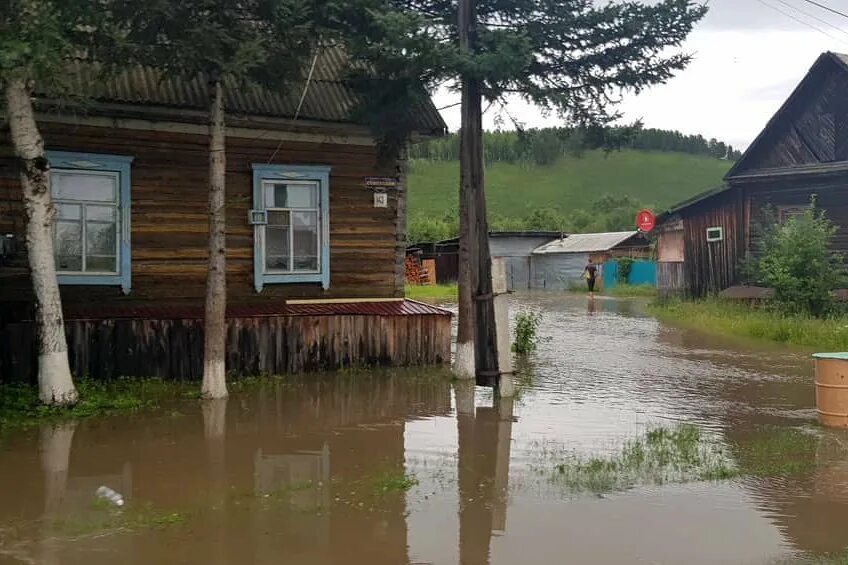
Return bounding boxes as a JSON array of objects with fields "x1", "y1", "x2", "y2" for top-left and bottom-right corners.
[{"x1": 636, "y1": 209, "x2": 656, "y2": 232}]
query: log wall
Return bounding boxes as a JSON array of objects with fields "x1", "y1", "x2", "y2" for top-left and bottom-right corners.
[
  {"x1": 0, "y1": 313, "x2": 451, "y2": 383},
  {"x1": 744, "y1": 173, "x2": 848, "y2": 254},
  {"x1": 0, "y1": 120, "x2": 405, "y2": 316},
  {"x1": 681, "y1": 189, "x2": 746, "y2": 297}
]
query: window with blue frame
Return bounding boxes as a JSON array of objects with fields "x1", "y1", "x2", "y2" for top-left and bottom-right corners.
[
  {"x1": 251, "y1": 164, "x2": 331, "y2": 292},
  {"x1": 47, "y1": 151, "x2": 133, "y2": 294}
]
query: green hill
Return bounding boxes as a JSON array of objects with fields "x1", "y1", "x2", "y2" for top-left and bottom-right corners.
[{"x1": 407, "y1": 149, "x2": 731, "y2": 220}]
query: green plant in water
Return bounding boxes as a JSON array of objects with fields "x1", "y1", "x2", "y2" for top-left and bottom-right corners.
[
  {"x1": 734, "y1": 426, "x2": 818, "y2": 477},
  {"x1": 51, "y1": 502, "x2": 187, "y2": 537},
  {"x1": 552, "y1": 424, "x2": 737, "y2": 494},
  {"x1": 513, "y1": 311, "x2": 543, "y2": 354},
  {"x1": 371, "y1": 470, "x2": 419, "y2": 496}
]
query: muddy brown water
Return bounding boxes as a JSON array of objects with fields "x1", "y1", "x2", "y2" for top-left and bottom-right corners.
[{"x1": 2, "y1": 292, "x2": 848, "y2": 564}]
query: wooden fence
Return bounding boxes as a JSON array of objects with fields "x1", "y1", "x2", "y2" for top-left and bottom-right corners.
[{"x1": 0, "y1": 313, "x2": 451, "y2": 383}]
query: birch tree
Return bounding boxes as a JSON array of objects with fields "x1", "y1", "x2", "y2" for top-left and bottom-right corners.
[
  {"x1": 112, "y1": 0, "x2": 321, "y2": 398},
  {"x1": 0, "y1": 0, "x2": 105, "y2": 404}
]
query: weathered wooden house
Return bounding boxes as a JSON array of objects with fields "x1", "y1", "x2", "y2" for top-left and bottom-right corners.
[
  {"x1": 0, "y1": 50, "x2": 452, "y2": 382},
  {"x1": 657, "y1": 51, "x2": 848, "y2": 298}
]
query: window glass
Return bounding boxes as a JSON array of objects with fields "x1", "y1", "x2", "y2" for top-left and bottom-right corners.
[
  {"x1": 265, "y1": 182, "x2": 317, "y2": 209},
  {"x1": 265, "y1": 210, "x2": 291, "y2": 271},
  {"x1": 292, "y1": 211, "x2": 319, "y2": 271},
  {"x1": 55, "y1": 222, "x2": 82, "y2": 271},
  {"x1": 53, "y1": 171, "x2": 116, "y2": 202},
  {"x1": 262, "y1": 181, "x2": 321, "y2": 273},
  {"x1": 57, "y1": 204, "x2": 81, "y2": 220},
  {"x1": 51, "y1": 170, "x2": 120, "y2": 274}
]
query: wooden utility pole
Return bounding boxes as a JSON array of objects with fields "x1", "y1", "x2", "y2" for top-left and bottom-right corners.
[{"x1": 458, "y1": 0, "x2": 499, "y2": 385}]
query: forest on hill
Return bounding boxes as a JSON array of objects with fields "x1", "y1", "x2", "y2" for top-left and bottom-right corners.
[{"x1": 406, "y1": 126, "x2": 738, "y2": 242}]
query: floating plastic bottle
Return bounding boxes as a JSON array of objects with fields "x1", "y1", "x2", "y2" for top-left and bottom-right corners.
[{"x1": 96, "y1": 486, "x2": 125, "y2": 507}]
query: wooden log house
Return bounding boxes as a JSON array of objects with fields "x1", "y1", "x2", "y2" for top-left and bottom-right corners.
[
  {"x1": 656, "y1": 51, "x2": 848, "y2": 298},
  {"x1": 0, "y1": 50, "x2": 452, "y2": 382}
]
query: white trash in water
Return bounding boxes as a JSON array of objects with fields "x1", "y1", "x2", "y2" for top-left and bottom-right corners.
[{"x1": 96, "y1": 486, "x2": 125, "y2": 507}]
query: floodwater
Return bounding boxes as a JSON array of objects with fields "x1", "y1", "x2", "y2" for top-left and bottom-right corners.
[{"x1": 2, "y1": 292, "x2": 848, "y2": 564}]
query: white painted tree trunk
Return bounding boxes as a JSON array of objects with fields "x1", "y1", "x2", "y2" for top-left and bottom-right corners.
[
  {"x1": 202, "y1": 79, "x2": 228, "y2": 399},
  {"x1": 4, "y1": 78, "x2": 77, "y2": 405}
]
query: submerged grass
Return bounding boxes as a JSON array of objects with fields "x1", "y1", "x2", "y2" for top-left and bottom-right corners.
[
  {"x1": 552, "y1": 424, "x2": 737, "y2": 494},
  {"x1": 370, "y1": 469, "x2": 419, "y2": 495},
  {"x1": 0, "y1": 378, "x2": 198, "y2": 431},
  {"x1": 605, "y1": 284, "x2": 658, "y2": 298},
  {"x1": 51, "y1": 501, "x2": 187, "y2": 537},
  {"x1": 405, "y1": 283, "x2": 458, "y2": 304},
  {"x1": 649, "y1": 298, "x2": 848, "y2": 349},
  {"x1": 734, "y1": 426, "x2": 818, "y2": 477}
]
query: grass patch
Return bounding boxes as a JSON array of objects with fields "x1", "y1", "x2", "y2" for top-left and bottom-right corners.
[
  {"x1": 605, "y1": 284, "x2": 658, "y2": 298},
  {"x1": 405, "y1": 283, "x2": 458, "y2": 303},
  {"x1": 649, "y1": 298, "x2": 848, "y2": 349},
  {"x1": 734, "y1": 426, "x2": 818, "y2": 478},
  {"x1": 0, "y1": 378, "x2": 198, "y2": 431},
  {"x1": 370, "y1": 470, "x2": 419, "y2": 495},
  {"x1": 51, "y1": 501, "x2": 187, "y2": 537},
  {"x1": 552, "y1": 424, "x2": 737, "y2": 494},
  {"x1": 408, "y1": 149, "x2": 730, "y2": 220}
]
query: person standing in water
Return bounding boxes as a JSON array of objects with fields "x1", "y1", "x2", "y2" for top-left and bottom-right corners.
[{"x1": 582, "y1": 259, "x2": 598, "y2": 298}]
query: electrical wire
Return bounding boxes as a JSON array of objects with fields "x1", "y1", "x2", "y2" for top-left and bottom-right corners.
[
  {"x1": 798, "y1": 0, "x2": 848, "y2": 20},
  {"x1": 772, "y1": 0, "x2": 848, "y2": 37},
  {"x1": 266, "y1": 51, "x2": 320, "y2": 164},
  {"x1": 754, "y1": 0, "x2": 848, "y2": 46}
]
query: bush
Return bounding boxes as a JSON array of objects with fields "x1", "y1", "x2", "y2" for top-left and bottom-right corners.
[
  {"x1": 513, "y1": 311, "x2": 543, "y2": 354},
  {"x1": 617, "y1": 257, "x2": 635, "y2": 284},
  {"x1": 756, "y1": 202, "x2": 846, "y2": 317}
]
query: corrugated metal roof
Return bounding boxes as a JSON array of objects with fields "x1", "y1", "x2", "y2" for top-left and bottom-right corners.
[
  {"x1": 532, "y1": 231, "x2": 640, "y2": 254},
  {"x1": 61, "y1": 299, "x2": 451, "y2": 321},
  {"x1": 55, "y1": 48, "x2": 447, "y2": 135}
]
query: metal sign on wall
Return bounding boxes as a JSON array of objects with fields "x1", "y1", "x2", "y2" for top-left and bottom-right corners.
[
  {"x1": 365, "y1": 177, "x2": 398, "y2": 208},
  {"x1": 364, "y1": 176, "x2": 399, "y2": 189}
]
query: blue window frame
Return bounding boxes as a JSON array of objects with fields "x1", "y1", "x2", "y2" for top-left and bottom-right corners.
[
  {"x1": 47, "y1": 151, "x2": 134, "y2": 294},
  {"x1": 251, "y1": 164, "x2": 331, "y2": 292}
]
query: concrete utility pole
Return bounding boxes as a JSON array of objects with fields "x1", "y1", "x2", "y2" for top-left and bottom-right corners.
[{"x1": 458, "y1": 0, "x2": 499, "y2": 385}]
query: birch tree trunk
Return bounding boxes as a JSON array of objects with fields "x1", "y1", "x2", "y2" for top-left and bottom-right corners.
[
  {"x1": 5, "y1": 78, "x2": 77, "y2": 405},
  {"x1": 202, "y1": 79, "x2": 228, "y2": 399},
  {"x1": 454, "y1": 0, "x2": 478, "y2": 379}
]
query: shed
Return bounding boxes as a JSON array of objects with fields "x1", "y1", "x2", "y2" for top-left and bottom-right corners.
[
  {"x1": 655, "y1": 51, "x2": 848, "y2": 298},
  {"x1": 0, "y1": 48, "x2": 452, "y2": 382},
  {"x1": 408, "y1": 231, "x2": 561, "y2": 289},
  {"x1": 530, "y1": 231, "x2": 650, "y2": 290}
]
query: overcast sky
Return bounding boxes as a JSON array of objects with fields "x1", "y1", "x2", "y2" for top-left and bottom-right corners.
[{"x1": 434, "y1": 0, "x2": 847, "y2": 150}]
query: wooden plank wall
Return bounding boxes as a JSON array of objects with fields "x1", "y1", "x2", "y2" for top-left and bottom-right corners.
[
  {"x1": 0, "y1": 313, "x2": 451, "y2": 383},
  {"x1": 744, "y1": 174, "x2": 848, "y2": 255},
  {"x1": 739, "y1": 60, "x2": 848, "y2": 172},
  {"x1": 682, "y1": 190, "x2": 746, "y2": 297},
  {"x1": 0, "y1": 121, "x2": 404, "y2": 315},
  {"x1": 657, "y1": 262, "x2": 686, "y2": 298}
]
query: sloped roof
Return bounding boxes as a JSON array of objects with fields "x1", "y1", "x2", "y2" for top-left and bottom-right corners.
[
  {"x1": 657, "y1": 184, "x2": 730, "y2": 222},
  {"x1": 51, "y1": 48, "x2": 447, "y2": 135},
  {"x1": 532, "y1": 231, "x2": 640, "y2": 254},
  {"x1": 726, "y1": 51, "x2": 848, "y2": 179}
]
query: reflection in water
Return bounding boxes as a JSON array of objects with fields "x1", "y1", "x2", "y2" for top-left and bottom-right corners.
[
  {"x1": 5, "y1": 294, "x2": 848, "y2": 563},
  {"x1": 40, "y1": 422, "x2": 76, "y2": 565}
]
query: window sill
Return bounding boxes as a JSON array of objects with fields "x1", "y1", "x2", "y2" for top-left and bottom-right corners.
[
  {"x1": 256, "y1": 272, "x2": 329, "y2": 292},
  {"x1": 58, "y1": 274, "x2": 131, "y2": 295}
]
